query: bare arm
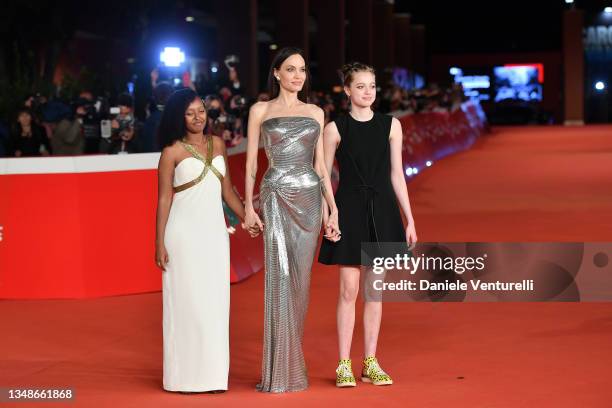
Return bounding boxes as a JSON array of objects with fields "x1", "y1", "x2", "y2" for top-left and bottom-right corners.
[
  {"x1": 314, "y1": 108, "x2": 338, "y2": 213},
  {"x1": 218, "y1": 137, "x2": 246, "y2": 220},
  {"x1": 389, "y1": 117, "x2": 417, "y2": 244},
  {"x1": 313, "y1": 107, "x2": 341, "y2": 241},
  {"x1": 155, "y1": 147, "x2": 175, "y2": 269},
  {"x1": 320, "y1": 120, "x2": 340, "y2": 217},
  {"x1": 244, "y1": 102, "x2": 266, "y2": 231}
]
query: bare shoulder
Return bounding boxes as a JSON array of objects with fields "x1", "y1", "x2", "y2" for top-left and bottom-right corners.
[
  {"x1": 389, "y1": 116, "x2": 403, "y2": 140},
  {"x1": 324, "y1": 120, "x2": 339, "y2": 134},
  {"x1": 160, "y1": 143, "x2": 179, "y2": 166},
  {"x1": 307, "y1": 103, "x2": 324, "y2": 119},
  {"x1": 249, "y1": 101, "x2": 268, "y2": 118}
]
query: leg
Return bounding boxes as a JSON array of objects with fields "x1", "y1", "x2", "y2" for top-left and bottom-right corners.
[
  {"x1": 363, "y1": 265, "x2": 382, "y2": 357},
  {"x1": 363, "y1": 299, "x2": 382, "y2": 357},
  {"x1": 337, "y1": 266, "x2": 360, "y2": 360}
]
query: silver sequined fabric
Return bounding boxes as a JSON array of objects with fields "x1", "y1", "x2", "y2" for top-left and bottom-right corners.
[{"x1": 256, "y1": 116, "x2": 322, "y2": 393}]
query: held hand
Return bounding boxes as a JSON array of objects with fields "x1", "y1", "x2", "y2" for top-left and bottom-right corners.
[
  {"x1": 241, "y1": 221, "x2": 261, "y2": 238},
  {"x1": 324, "y1": 210, "x2": 341, "y2": 242},
  {"x1": 406, "y1": 222, "x2": 417, "y2": 250},
  {"x1": 245, "y1": 208, "x2": 264, "y2": 237},
  {"x1": 156, "y1": 244, "x2": 169, "y2": 271}
]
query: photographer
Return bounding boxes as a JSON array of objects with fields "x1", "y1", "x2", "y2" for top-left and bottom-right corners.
[
  {"x1": 100, "y1": 93, "x2": 141, "y2": 154},
  {"x1": 77, "y1": 91, "x2": 103, "y2": 153},
  {"x1": 51, "y1": 103, "x2": 84, "y2": 156}
]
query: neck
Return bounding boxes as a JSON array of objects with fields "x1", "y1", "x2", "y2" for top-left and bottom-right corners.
[
  {"x1": 183, "y1": 133, "x2": 204, "y2": 144},
  {"x1": 350, "y1": 104, "x2": 374, "y2": 120},
  {"x1": 276, "y1": 89, "x2": 300, "y2": 108}
]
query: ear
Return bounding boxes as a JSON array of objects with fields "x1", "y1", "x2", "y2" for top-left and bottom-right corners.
[{"x1": 344, "y1": 85, "x2": 351, "y2": 98}]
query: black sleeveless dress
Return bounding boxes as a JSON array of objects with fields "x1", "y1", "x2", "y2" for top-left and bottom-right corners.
[{"x1": 318, "y1": 112, "x2": 405, "y2": 266}]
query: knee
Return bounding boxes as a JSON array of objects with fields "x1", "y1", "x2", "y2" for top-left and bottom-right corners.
[{"x1": 339, "y1": 283, "x2": 359, "y2": 303}]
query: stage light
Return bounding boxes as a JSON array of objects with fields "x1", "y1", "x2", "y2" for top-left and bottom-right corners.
[
  {"x1": 449, "y1": 67, "x2": 462, "y2": 76},
  {"x1": 595, "y1": 81, "x2": 606, "y2": 91},
  {"x1": 564, "y1": 0, "x2": 574, "y2": 3},
  {"x1": 426, "y1": 160, "x2": 432, "y2": 167},
  {"x1": 405, "y1": 167, "x2": 414, "y2": 176},
  {"x1": 160, "y1": 47, "x2": 185, "y2": 67},
  {"x1": 173, "y1": 78, "x2": 181, "y2": 86},
  {"x1": 413, "y1": 167, "x2": 419, "y2": 174},
  {"x1": 185, "y1": 16, "x2": 195, "y2": 22},
  {"x1": 211, "y1": 66, "x2": 218, "y2": 73},
  {"x1": 605, "y1": 6, "x2": 612, "y2": 13},
  {"x1": 270, "y1": 44, "x2": 278, "y2": 50}
]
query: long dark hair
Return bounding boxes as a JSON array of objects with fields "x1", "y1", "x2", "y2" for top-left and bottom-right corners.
[
  {"x1": 267, "y1": 47, "x2": 310, "y2": 103},
  {"x1": 157, "y1": 88, "x2": 206, "y2": 148}
]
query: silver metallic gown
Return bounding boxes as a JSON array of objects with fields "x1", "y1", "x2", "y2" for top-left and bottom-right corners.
[{"x1": 256, "y1": 116, "x2": 322, "y2": 393}]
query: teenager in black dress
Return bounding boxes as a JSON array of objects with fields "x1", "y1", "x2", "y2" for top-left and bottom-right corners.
[{"x1": 318, "y1": 62, "x2": 418, "y2": 387}]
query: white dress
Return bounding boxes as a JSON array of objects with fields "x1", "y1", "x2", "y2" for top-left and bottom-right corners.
[{"x1": 162, "y1": 139, "x2": 229, "y2": 392}]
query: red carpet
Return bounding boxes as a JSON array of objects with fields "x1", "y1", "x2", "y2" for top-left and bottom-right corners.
[{"x1": 2, "y1": 125, "x2": 612, "y2": 407}]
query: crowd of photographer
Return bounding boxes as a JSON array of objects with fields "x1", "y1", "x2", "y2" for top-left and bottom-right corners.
[{"x1": 0, "y1": 66, "x2": 467, "y2": 158}]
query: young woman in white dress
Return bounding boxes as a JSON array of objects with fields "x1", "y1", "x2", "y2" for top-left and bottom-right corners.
[{"x1": 155, "y1": 88, "x2": 248, "y2": 393}]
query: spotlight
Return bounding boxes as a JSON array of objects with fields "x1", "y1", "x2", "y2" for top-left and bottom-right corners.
[
  {"x1": 405, "y1": 167, "x2": 414, "y2": 176},
  {"x1": 564, "y1": 0, "x2": 574, "y2": 3},
  {"x1": 211, "y1": 66, "x2": 218, "y2": 73},
  {"x1": 269, "y1": 44, "x2": 278, "y2": 50},
  {"x1": 449, "y1": 67, "x2": 462, "y2": 76},
  {"x1": 160, "y1": 47, "x2": 185, "y2": 67},
  {"x1": 595, "y1": 81, "x2": 606, "y2": 91},
  {"x1": 605, "y1": 6, "x2": 612, "y2": 13},
  {"x1": 426, "y1": 160, "x2": 432, "y2": 167},
  {"x1": 413, "y1": 167, "x2": 419, "y2": 174},
  {"x1": 185, "y1": 16, "x2": 194, "y2": 22},
  {"x1": 173, "y1": 78, "x2": 181, "y2": 86}
]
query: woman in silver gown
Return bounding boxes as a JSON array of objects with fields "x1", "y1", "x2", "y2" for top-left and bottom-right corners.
[{"x1": 244, "y1": 47, "x2": 341, "y2": 393}]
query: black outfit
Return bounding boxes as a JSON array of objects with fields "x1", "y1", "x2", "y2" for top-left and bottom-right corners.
[
  {"x1": 9, "y1": 124, "x2": 50, "y2": 157},
  {"x1": 318, "y1": 112, "x2": 405, "y2": 266}
]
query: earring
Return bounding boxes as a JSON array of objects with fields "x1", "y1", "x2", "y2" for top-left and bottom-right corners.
[{"x1": 275, "y1": 76, "x2": 280, "y2": 81}]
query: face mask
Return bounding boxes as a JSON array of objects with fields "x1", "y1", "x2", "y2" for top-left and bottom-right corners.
[{"x1": 208, "y1": 108, "x2": 220, "y2": 120}]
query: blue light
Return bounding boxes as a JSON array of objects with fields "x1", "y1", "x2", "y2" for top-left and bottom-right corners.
[
  {"x1": 160, "y1": 47, "x2": 185, "y2": 67},
  {"x1": 173, "y1": 78, "x2": 181, "y2": 86},
  {"x1": 412, "y1": 167, "x2": 419, "y2": 174},
  {"x1": 605, "y1": 7, "x2": 612, "y2": 13},
  {"x1": 127, "y1": 82, "x2": 134, "y2": 94},
  {"x1": 405, "y1": 167, "x2": 414, "y2": 176},
  {"x1": 565, "y1": 0, "x2": 574, "y2": 3},
  {"x1": 211, "y1": 66, "x2": 218, "y2": 73},
  {"x1": 595, "y1": 81, "x2": 606, "y2": 91},
  {"x1": 449, "y1": 67, "x2": 463, "y2": 76}
]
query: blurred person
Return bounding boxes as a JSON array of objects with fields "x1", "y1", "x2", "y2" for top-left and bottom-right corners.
[
  {"x1": 0, "y1": 121, "x2": 9, "y2": 157},
  {"x1": 9, "y1": 109, "x2": 50, "y2": 157},
  {"x1": 100, "y1": 93, "x2": 138, "y2": 154},
  {"x1": 51, "y1": 106, "x2": 84, "y2": 156},
  {"x1": 256, "y1": 92, "x2": 270, "y2": 102},
  {"x1": 143, "y1": 82, "x2": 173, "y2": 152}
]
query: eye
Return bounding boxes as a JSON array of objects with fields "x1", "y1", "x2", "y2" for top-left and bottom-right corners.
[{"x1": 287, "y1": 67, "x2": 294, "y2": 72}]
